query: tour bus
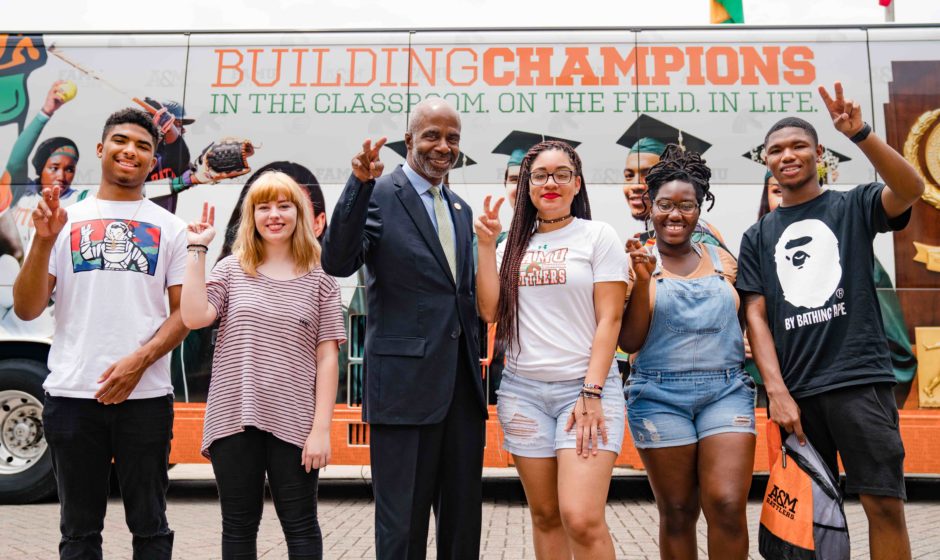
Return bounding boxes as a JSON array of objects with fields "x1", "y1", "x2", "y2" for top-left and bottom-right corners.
[{"x1": 1, "y1": 24, "x2": 939, "y2": 503}]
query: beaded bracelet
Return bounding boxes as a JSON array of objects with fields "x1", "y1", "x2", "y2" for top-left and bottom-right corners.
[{"x1": 582, "y1": 383, "x2": 604, "y2": 392}]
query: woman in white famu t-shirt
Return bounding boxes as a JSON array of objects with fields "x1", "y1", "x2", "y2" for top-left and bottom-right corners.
[
  {"x1": 179, "y1": 171, "x2": 345, "y2": 559},
  {"x1": 476, "y1": 140, "x2": 629, "y2": 560}
]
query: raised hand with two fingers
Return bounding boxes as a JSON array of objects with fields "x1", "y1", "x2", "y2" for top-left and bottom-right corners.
[
  {"x1": 818, "y1": 81, "x2": 865, "y2": 138},
  {"x1": 32, "y1": 187, "x2": 69, "y2": 241},
  {"x1": 473, "y1": 195, "x2": 505, "y2": 247},
  {"x1": 187, "y1": 202, "x2": 216, "y2": 247},
  {"x1": 351, "y1": 137, "x2": 387, "y2": 182},
  {"x1": 626, "y1": 237, "x2": 657, "y2": 282}
]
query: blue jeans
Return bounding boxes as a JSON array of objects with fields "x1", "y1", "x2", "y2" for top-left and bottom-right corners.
[
  {"x1": 496, "y1": 369, "x2": 625, "y2": 458},
  {"x1": 626, "y1": 369, "x2": 756, "y2": 449},
  {"x1": 42, "y1": 394, "x2": 175, "y2": 560}
]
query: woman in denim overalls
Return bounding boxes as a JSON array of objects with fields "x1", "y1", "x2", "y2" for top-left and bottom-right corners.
[{"x1": 618, "y1": 145, "x2": 756, "y2": 560}]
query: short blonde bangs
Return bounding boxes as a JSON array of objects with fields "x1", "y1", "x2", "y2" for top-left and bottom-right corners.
[{"x1": 232, "y1": 171, "x2": 321, "y2": 275}]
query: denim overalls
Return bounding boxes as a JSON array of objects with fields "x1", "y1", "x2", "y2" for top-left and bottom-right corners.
[{"x1": 626, "y1": 243, "x2": 757, "y2": 448}]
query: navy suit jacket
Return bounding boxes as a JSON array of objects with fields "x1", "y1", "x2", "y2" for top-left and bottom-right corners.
[{"x1": 321, "y1": 166, "x2": 487, "y2": 425}]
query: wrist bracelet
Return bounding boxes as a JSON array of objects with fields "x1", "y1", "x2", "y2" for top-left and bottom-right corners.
[
  {"x1": 582, "y1": 383, "x2": 604, "y2": 391},
  {"x1": 579, "y1": 391, "x2": 602, "y2": 400},
  {"x1": 849, "y1": 122, "x2": 872, "y2": 144},
  {"x1": 188, "y1": 249, "x2": 206, "y2": 262},
  {"x1": 187, "y1": 244, "x2": 209, "y2": 251}
]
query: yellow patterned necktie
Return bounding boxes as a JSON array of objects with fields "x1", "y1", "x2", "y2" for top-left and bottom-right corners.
[{"x1": 429, "y1": 185, "x2": 456, "y2": 279}]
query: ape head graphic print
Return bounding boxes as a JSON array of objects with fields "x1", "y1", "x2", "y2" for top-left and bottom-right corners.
[
  {"x1": 773, "y1": 219, "x2": 842, "y2": 309},
  {"x1": 70, "y1": 219, "x2": 160, "y2": 275}
]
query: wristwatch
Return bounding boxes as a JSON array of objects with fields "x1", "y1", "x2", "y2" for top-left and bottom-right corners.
[{"x1": 849, "y1": 122, "x2": 872, "y2": 144}]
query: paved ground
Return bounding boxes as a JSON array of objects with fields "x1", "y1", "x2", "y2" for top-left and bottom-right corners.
[{"x1": 3, "y1": 467, "x2": 939, "y2": 559}]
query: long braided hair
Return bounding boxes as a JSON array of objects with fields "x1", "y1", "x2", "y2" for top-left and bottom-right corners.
[
  {"x1": 494, "y1": 140, "x2": 591, "y2": 355},
  {"x1": 643, "y1": 144, "x2": 715, "y2": 213}
]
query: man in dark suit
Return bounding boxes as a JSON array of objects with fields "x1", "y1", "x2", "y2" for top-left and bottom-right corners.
[{"x1": 321, "y1": 98, "x2": 486, "y2": 560}]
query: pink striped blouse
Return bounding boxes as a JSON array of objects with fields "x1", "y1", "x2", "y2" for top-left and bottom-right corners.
[{"x1": 201, "y1": 256, "x2": 346, "y2": 458}]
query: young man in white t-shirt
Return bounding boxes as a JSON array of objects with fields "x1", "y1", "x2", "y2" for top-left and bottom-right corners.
[{"x1": 13, "y1": 108, "x2": 189, "y2": 559}]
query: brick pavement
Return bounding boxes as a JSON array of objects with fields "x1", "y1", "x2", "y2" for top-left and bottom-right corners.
[{"x1": 3, "y1": 485, "x2": 939, "y2": 559}]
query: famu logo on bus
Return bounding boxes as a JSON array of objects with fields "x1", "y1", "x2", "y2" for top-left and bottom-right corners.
[{"x1": 766, "y1": 485, "x2": 798, "y2": 519}]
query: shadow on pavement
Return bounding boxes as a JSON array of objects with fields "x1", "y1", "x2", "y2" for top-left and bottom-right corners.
[{"x1": 162, "y1": 475, "x2": 940, "y2": 503}]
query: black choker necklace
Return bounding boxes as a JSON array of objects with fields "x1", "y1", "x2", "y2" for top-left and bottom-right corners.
[{"x1": 538, "y1": 214, "x2": 573, "y2": 224}]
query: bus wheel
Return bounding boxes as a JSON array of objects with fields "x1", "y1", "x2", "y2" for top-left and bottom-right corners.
[{"x1": 0, "y1": 359, "x2": 56, "y2": 504}]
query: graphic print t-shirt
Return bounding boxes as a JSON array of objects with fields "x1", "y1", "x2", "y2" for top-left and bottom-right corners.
[
  {"x1": 496, "y1": 218, "x2": 630, "y2": 382},
  {"x1": 737, "y1": 183, "x2": 911, "y2": 398},
  {"x1": 43, "y1": 197, "x2": 187, "y2": 398}
]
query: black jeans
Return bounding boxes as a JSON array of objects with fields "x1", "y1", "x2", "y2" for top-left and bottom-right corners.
[
  {"x1": 209, "y1": 428, "x2": 323, "y2": 560},
  {"x1": 42, "y1": 394, "x2": 175, "y2": 560}
]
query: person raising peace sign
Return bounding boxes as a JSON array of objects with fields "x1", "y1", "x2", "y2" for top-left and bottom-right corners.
[
  {"x1": 321, "y1": 98, "x2": 487, "y2": 560},
  {"x1": 739, "y1": 82, "x2": 925, "y2": 560},
  {"x1": 13, "y1": 108, "x2": 189, "y2": 559},
  {"x1": 181, "y1": 173, "x2": 345, "y2": 559},
  {"x1": 476, "y1": 139, "x2": 629, "y2": 560}
]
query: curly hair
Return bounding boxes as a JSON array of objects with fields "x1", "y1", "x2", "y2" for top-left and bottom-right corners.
[
  {"x1": 101, "y1": 107, "x2": 161, "y2": 146},
  {"x1": 494, "y1": 140, "x2": 591, "y2": 355},
  {"x1": 643, "y1": 143, "x2": 715, "y2": 212}
]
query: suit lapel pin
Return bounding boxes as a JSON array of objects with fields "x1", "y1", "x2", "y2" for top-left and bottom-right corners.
[{"x1": 453, "y1": 202, "x2": 462, "y2": 210}]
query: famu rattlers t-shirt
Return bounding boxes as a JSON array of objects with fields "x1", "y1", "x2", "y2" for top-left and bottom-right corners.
[
  {"x1": 737, "y1": 183, "x2": 911, "y2": 398},
  {"x1": 495, "y1": 218, "x2": 630, "y2": 382}
]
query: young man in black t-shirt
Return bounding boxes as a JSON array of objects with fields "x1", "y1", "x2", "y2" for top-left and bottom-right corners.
[{"x1": 738, "y1": 82, "x2": 924, "y2": 560}]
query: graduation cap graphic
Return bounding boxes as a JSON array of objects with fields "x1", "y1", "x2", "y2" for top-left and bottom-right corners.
[
  {"x1": 384, "y1": 140, "x2": 476, "y2": 169},
  {"x1": 742, "y1": 142, "x2": 851, "y2": 185},
  {"x1": 616, "y1": 115, "x2": 712, "y2": 156},
  {"x1": 492, "y1": 130, "x2": 582, "y2": 167}
]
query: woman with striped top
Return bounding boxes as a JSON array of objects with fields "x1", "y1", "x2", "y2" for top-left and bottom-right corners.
[{"x1": 181, "y1": 171, "x2": 346, "y2": 560}]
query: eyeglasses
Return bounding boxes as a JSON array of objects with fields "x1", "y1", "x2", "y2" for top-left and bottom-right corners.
[
  {"x1": 530, "y1": 169, "x2": 575, "y2": 186},
  {"x1": 654, "y1": 200, "x2": 699, "y2": 214}
]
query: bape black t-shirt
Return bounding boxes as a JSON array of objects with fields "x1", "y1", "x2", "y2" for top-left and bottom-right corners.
[{"x1": 737, "y1": 183, "x2": 911, "y2": 398}]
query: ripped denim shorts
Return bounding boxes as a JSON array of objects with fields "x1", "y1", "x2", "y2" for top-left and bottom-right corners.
[
  {"x1": 625, "y1": 368, "x2": 757, "y2": 449},
  {"x1": 496, "y1": 368, "x2": 625, "y2": 458}
]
